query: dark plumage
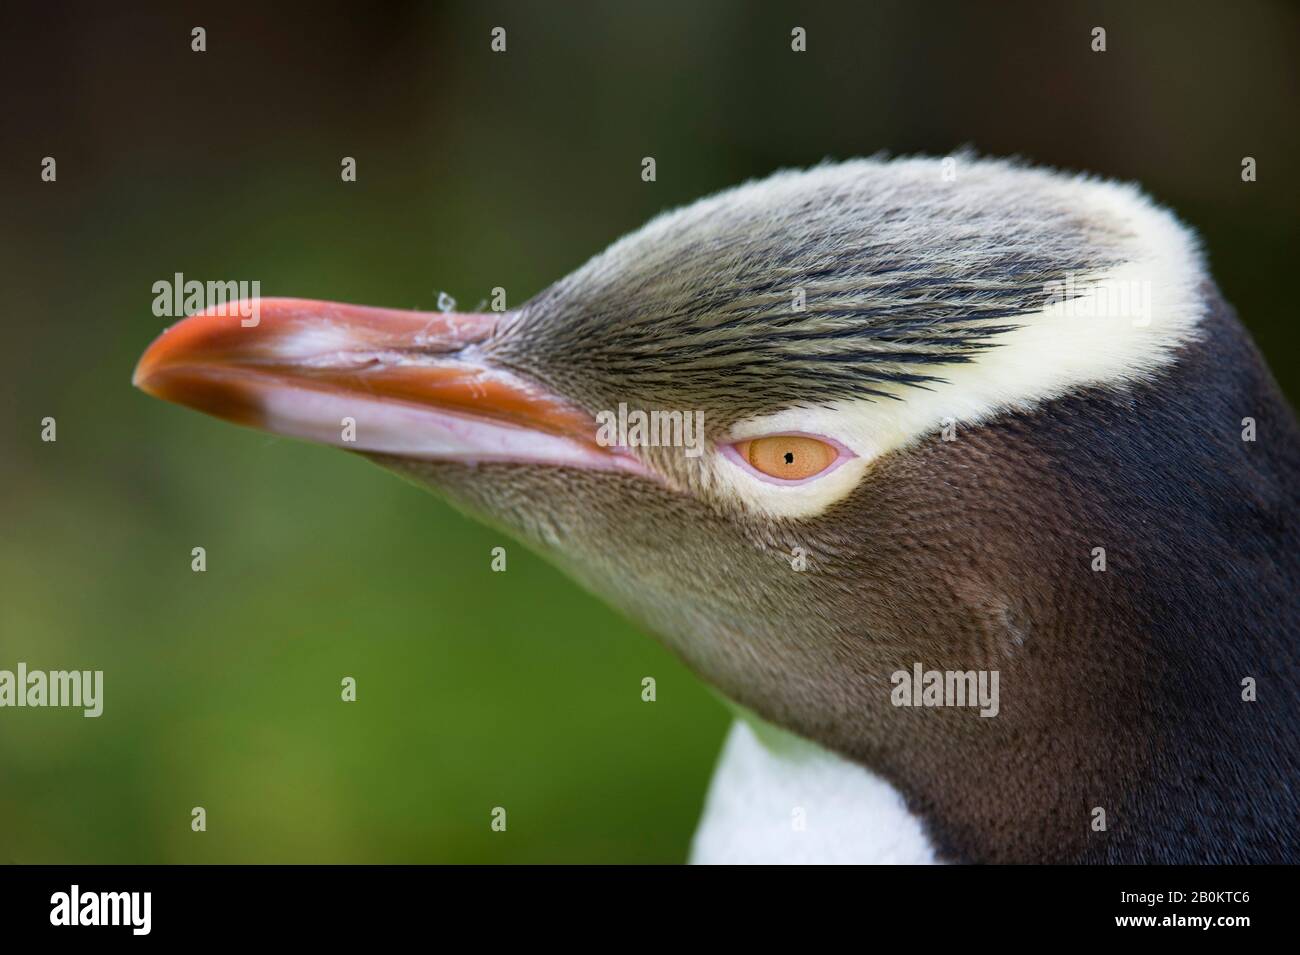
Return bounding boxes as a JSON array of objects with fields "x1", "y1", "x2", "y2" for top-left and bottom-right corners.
[
  {"x1": 135, "y1": 156, "x2": 1300, "y2": 863},
  {"x1": 491, "y1": 157, "x2": 1133, "y2": 415}
]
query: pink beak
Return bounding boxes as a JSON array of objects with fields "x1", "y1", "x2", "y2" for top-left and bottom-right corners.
[{"x1": 133, "y1": 298, "x2": 642, "y2": 473}]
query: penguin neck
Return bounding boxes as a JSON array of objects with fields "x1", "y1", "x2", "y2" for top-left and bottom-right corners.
[
  {"x1": 806, "y1": 293, "x2": 1300, "y2": 864},
  {"x1": 690, "y1": 709, "x2": 939, "y2": 864},
  {"x1": 688, "y1": 293, "x2": 1299, "y2": 864}
]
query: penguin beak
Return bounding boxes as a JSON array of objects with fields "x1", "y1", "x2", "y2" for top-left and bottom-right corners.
[{"x1": 133, "y1": 298, "x2": 640, "y2": 473}]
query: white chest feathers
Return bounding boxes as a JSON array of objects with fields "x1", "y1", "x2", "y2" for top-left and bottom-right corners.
[{"x1": 689, "y1": 719, "x2": 939, "y2": 865}]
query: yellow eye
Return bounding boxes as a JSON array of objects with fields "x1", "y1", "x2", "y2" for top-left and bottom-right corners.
[{"x1": 737, "y1": 435, "x2": 840, "y2": 481}]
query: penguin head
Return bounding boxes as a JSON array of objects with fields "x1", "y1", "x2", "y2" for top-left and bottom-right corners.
[{"x1": 134, "y1": 155, "x2": 1209, "y2": 747}]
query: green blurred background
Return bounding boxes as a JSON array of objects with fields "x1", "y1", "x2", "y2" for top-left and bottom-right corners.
[{"x1": 1, "y1": 0, "x2": 1296, "y2": 863}]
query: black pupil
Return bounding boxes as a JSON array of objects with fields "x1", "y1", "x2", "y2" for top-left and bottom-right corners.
[{"x1": 783, "y1": 451, "x2": 794, "y2": 464}]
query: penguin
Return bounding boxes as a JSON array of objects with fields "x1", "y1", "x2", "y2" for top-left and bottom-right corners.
[{"x1": 133, "y1": 156, "x2": 1300, "y2": 864}]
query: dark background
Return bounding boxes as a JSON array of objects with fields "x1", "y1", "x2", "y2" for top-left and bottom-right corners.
[{"x1": 1, "y1": 0, "x2": 1295, "y2": 862}]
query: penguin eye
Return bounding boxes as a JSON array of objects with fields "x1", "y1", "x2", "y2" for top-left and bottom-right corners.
[{"x1": 729, "y1": 434, "x2": 846, "y2": 483}]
